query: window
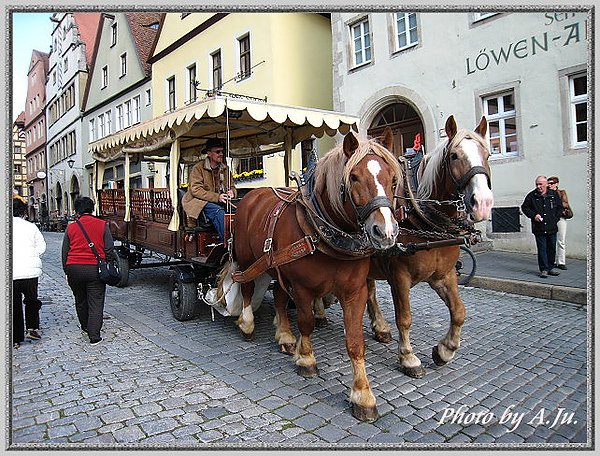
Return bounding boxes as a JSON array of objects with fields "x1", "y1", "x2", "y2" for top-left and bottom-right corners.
[
  {"x1": 63, "y1": 57, "x2": 68, "y2": 73},
  {"x1": 101, "y1": 66, "x2": 108, "y2": 88},
  {"x1": 98, "y1": 113, "x2": 106, "y2": 138},
  {"x1": 105, "y1": 110, "x2": 112, "y2": 135},
  {"x1": 133, "y1": 96, "x2": 141, "y2": 124},
  {"x1": 124, "y1": 100, "x2": 132, "y2": 127},
  {"x1": 167, "y1": 76, "x2": 176, "y2": 111},
  {"x1": 110, "y1": 22, "x2": 117, "y2": 46},
  {"x1": 145, "y1": 88, "x2": 152, "y2": 106},
  {"x1": 569, "y1": 74, "x2": 587, "y2": 146},
  {"x1": 492, "y1": 207, "x2": 521, "y2": 233},
  {"x1": 473, "y1": 12, "x2": 499, "y2": 22},
  {"x1": 394, "y1": 13, "x2": 418, "y2": 51},
  {"x1": 237, "y1": 156, "x2": 264, "y2": 176},
  {"x1": 483, "y1": 91, "x2": 518, "y2": 158},
  {"x1": 238, "y1": 35, "x2": 251, "y2": 80},
  {"x1": 120, "y1": 53, "x2": 127, "y2": 77},
  {"x1": 212, "y1": 50, "x2": 222, "y2": 92},
  {"x1": 351, "y1": 19, "x2": 372, "y2": 67},
  {"x1": 89, "y1": 119, "x2": 96, "y2": 141},
  {"x1": 116, "y1": 104, "x2": 123, "y2": 130},
  {"x1": 187, "y1": 64, "x2": 197, "y2": 103}
]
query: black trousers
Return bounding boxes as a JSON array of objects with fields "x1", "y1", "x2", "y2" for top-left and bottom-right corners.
[
  {"x1": 13, "y1": 278, "x2": 42, "y2": 344},
  {"x1": 66, "y1": 264, "x2": 106, "y2": 342},
  {"x1": 535, "y1": 232, "x2": 558, "y2": 272}
]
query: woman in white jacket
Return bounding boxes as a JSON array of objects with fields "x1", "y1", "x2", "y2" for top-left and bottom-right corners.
[{"x1": 12, "y1": 198, "x2": 46, "y2": 348}]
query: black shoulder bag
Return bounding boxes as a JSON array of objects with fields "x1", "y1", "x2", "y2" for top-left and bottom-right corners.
[{"x1": 75, "y1": 219, "x2": 121, "y2": 286}]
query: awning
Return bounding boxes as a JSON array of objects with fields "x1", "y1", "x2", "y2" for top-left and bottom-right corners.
[{"x1": 89, "y1": 95, "x2": 359, "y2": 162}]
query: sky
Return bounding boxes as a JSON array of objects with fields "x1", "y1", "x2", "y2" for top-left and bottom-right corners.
[{"x1": 12, "y1": 13, "x2": 53, "y2": 120}]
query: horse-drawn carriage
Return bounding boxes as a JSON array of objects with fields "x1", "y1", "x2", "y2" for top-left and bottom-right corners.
[
  {"x1": 90, "y1": 96, "x2": 361, "y2": 319},
  {"x1": 90, "y1": 95, "x2": 494, "y2": 421}
]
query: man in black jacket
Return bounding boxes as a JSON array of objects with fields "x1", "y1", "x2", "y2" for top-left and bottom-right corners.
[{"x1": 521, "y1": 175, "x2": 564, "y2": 278}]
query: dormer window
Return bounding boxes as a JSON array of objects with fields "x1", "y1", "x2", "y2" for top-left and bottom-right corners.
[{"x1": 110, "y1": 22, "x2": 117, "y2": 46}]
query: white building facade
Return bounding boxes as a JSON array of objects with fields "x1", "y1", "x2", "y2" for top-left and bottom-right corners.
[
  {"x1": 332, "y1": 11, "x2": 589, "y2": 258},
  {"x1": 45, "y1": 13, "x2": 100, "y2": 215},
  {"x1": 82, "y1": 12, "x2": 163, "y2": 194}
]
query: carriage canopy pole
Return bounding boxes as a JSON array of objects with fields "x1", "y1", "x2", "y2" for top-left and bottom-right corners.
[
  {"x1": 167, "y1": 138, "x2": 181, "y2": 231},
  {"x1": 124, "y1": 152, "x2": 131, "y2": 222},
  {"x1": 284, "y1": 127, "x2": 293, "y2": 187},
  {"x1": 92, "y1": 161, "x2": 106, "y2": 215}
]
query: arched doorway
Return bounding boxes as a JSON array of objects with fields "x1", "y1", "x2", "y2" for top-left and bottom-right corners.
[
  {"x1": 70, "y1": 175, "x2": 80, "y2": 214},
  {"x1": 367, "y1": 102, "x2": 424, "y2": 158},
  {"x1": 55, "y1": 182, "x2": 63, "y2": 214}
]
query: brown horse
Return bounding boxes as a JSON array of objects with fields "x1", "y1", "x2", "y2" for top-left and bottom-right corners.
[
  {"x1": 367, "y1": 115, "x2": 494, "y2": 378},
  {"x1": 314, "y1": 116, "x2": 494, "y2": 378},
  {"x1": 229, "y1": 129, "x2": 400, "y2": 421}
]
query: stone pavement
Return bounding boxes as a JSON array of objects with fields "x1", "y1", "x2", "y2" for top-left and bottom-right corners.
[
  {"x1": 468, "y1": 250, "x2": 587, "y2": 305},
  {"x1": 8, "y1": 232, "x2": 590, "y2": 449}
]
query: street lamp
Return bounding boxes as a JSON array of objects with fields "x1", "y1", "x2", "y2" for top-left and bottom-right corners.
[{"x1": 67, "y1": 159, "x2": 84, "y2": 170}]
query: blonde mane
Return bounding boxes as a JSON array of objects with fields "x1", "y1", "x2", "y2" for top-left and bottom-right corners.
[
  {"x1": 314, "y1": 135, "x2": 401, "y2": 222},
  {"x1": 417, "y1": 129, "x2": 488, "y2": 199}
]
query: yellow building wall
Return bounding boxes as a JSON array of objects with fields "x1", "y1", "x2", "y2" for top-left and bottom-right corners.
[{"x1": 150, "y1": 13, "x2": 337, "y2": 186}]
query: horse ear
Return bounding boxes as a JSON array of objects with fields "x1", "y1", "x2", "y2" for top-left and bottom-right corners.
[
  {"x1": 475, "y1": 116, "x2": 488, "y2": 137},
  {"x1": 343, "y1": 131, "x2": 360, "y2": 158},
  {"x1": 445, "y1": 115, "x2": 457, "y2": 140},
  {"x1": 379, "y1": 127, "x2": 394, "y2": 153}
]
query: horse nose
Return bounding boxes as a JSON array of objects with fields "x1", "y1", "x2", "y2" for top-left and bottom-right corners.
[
  {"x1": 470, "y1": 191, "x2": 494, "y2": 220},
  {"x1": 371, "y1": 218, "x2": 398, "y2": 243}
]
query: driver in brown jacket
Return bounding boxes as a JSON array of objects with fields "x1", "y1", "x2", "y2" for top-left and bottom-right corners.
[{"x1": 182, "y1": 138, "x2": 236, "y2": 240}]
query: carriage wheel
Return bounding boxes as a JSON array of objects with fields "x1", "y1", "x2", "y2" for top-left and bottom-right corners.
[
  {"x1": 116, "y1": 254, "x2": 130, "y2": 288},
  {"x1": 456, "y1": 245, "x2": 477, "y2": 285},
  {"x1": 169, "y1": 272, "x2": 198, "y2": 321}
]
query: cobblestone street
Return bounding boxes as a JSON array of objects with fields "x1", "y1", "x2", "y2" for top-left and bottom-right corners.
[{"x1": 9, "y1": 232, "x2": 590, "y2": 449}]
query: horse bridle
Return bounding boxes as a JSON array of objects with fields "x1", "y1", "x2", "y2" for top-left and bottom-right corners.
[
  {"x1": 443, "y1": 142, "x2": 492, "y2": 197},
  {"x1": 340, "y1": 169, "x2": 395, "y2": 227}
]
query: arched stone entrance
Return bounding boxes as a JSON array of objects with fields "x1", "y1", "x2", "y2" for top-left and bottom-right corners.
[{"x1": 367, "y1": 102, "x2": 424, "y2": 158}]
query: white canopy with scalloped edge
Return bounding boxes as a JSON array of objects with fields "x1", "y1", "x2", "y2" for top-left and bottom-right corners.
[{"x1": 89, "y1": 95, "x2": 359, "y2": 162}]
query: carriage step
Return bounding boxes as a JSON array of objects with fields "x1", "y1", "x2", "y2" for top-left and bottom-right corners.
[{"x1": 189, "y1": 256, "x2": 217, "y2": 267}]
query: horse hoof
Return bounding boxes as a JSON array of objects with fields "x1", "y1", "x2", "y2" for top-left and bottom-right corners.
[
  {"x1": 297, "y1": 364, "x2": 319, "y2": 378},
  {"x1": 401, "y1": 364, "x2": 426, "y2": 378},
  {"x1": 374, "y1": 331, "x2": 392, "y2": 344},
  {"x1": 239, "y1": 329, "x2": 254, "y2": 341},
  {"x1": 352, "y1": 403, "x2": 379, "y2": 422},
  {"x1": 279, "y1": 343, "x2": 296, "y2": 355},
  {"x1": 315, "y1": 317, "x2": 329, "y2": 328},
  {"x1": 432, "y1": 346, "x2": 447, "y2": 366}
]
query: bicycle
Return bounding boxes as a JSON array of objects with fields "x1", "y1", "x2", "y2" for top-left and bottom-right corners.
[{"x1": 455, "y1": 244, "x2": 477, "y2": 285}]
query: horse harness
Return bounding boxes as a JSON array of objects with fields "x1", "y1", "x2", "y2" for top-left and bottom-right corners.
[
  {"x1": 383, "y1": 148, "x2": 486, "y2": 257},
  {"x1": 231, "y1": 188, "x2": 317, "y2": 284},
  {"x1": 231, "y1": 164, "x2": 394, "y2": 284}
]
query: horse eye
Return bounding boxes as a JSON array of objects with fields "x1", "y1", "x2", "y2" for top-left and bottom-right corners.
[
  {"x1": 350, "y1": 174, "x2": 358, "y2": 182},
  {"x1": 450, "y1": 153, "x2": 459, "y2": 160}
]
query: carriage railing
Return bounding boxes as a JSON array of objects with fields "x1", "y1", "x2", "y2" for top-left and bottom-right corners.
[
  {"x1": 98, "y1": 188, "x2": 174, "y2": 224},
  {"x1": 98, "y1": 189, "x2": 126, "y2": 217}
]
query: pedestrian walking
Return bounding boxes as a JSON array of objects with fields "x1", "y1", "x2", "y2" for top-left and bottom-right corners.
[
  {"x1": 548, "y1": 176, "x2": 573, "y2": 270},
  {"x1": 12, "y1": 197, "x2": 46, "y2": 348},
  {"x1": 62, "y1": 197, "x2": 116, "y2": 345},
  {"x1": 521, "y1": 175, "x2": 563, "y2": 278}
]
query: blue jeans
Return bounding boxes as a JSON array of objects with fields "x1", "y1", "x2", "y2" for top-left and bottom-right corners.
[
  {"x1": 202, "y1": 202, "x2": 225, "y2": 241},
  {"x1": 534, "y1": 232, "x2": 557, "y2": 272}
]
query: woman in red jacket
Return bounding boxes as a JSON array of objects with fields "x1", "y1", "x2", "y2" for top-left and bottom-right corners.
[{"x1": 61, "y1": 197, "x2": 115, "y2": 345}]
